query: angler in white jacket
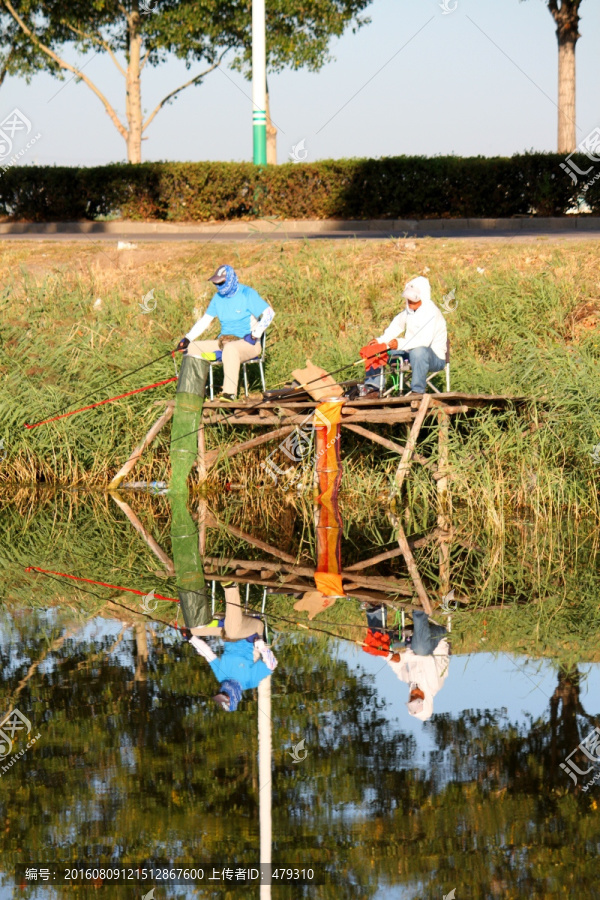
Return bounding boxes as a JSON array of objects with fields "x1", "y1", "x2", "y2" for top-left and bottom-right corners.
[
  {"x1": 387, "y1": 639, "x2": 450, "y2": 721},
  {"x1": 364, "y1": 276, "x2": 447, "y2": 395}
]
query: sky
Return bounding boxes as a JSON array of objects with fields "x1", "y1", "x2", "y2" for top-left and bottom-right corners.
[{"x1": 1, "y1": 0, "x2": 600, "y2": 166}]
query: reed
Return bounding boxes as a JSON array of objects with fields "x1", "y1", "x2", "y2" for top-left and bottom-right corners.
[{"x1": 1, "y1": 239, "x2": 599, "y2": 528}]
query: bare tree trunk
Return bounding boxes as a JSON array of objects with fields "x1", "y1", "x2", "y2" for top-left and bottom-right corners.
[
  {"x1": 548, "y1": 0, "x2": 581, "y2": 154},
  {"x1": 557, "y1": 36, "x2": 577, "y2": 153},
  {"x1": 266, "y1": 80, "x2": 277, "y2": 165},
  {"x1": 134, "y1": 622, "x2": 148, "y2": 683},
  {"x1": 126, "y1": 13, "x2": 143, "y2": 163}
]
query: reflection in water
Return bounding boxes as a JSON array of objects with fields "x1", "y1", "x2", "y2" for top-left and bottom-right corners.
[
  {"x1": 0, "y1": 489, "x2": 599, "y2": 897},
  {"x1": 363, "y1": 608, "x2": 449, "y2": 721}
]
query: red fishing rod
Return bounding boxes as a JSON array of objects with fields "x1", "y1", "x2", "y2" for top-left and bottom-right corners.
[
  {"x1": 24, "y1": 350, "x2": 176, "y2": 430},
  {"x1": 24, "y1": 565, "x2": 179, "y2": 603}
]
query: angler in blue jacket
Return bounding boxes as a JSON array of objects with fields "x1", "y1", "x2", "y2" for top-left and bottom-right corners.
[
  {"x1": 187, "y1": 584, "x2": 278, "y2": 712},
  {"x1": 175, "y1": 264, "x2": 275, "y2": 402}
]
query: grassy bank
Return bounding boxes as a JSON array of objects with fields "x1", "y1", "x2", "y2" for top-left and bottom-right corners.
[{"x1": 1, "y1": 238, "x2": 599, "y2": 521}]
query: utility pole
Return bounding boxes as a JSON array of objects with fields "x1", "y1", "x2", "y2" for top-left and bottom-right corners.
[
  {"x1": 258, "y1": 676, "x2": 272, "y2": 898},
  {"x1": 252, "y1": 0, "x2": 267, "y2": 164}
]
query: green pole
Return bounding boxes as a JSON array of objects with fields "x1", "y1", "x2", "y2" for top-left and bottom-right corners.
[
  {"x1": 252, "y1": 0, "x2": 267, "y2": 165},
  {"x1": 253, "y1": 111, "x2": 267, "y2": 166}
]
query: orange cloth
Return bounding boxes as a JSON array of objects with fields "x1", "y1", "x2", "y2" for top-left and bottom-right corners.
[
  {"x1": 314, "y1": 572, "x2": 345, "y2": 599},
  {"x1": 313, "y1": 400, "x2": 345, "y2": 430},
  {"x1": 359, "y1": 341, "x2": 388, "y2": 372}
]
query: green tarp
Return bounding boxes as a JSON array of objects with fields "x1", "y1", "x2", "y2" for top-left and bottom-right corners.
[
  {"x1": 169, "y1": 355, "x2": 208, "y2": 493},
  {"x1": 169, "y1": 491, "x2": 210, "y2": 629}
]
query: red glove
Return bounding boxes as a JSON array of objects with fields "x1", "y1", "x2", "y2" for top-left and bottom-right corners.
[
  {"x1": 361, "y1": 629, "x2": 391, "y2": 657},
  {"x1": 359, "y1": 341, "x2": 389, "y2": 372}
]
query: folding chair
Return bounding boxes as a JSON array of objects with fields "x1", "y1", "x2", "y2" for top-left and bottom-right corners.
[
  {"x1": 207, "y1": 333, "x2": 267, "y2": 399},
  {"x1": 389, "y1": 337, "x2": 451, "y2": 396}
]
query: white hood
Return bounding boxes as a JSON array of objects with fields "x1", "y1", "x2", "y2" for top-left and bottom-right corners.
[
  {"x1": 378, "y1": 276, "x2": 447, "y2": 361},
  {"x1": 402, "y1": 275, "x2": 432, "y2": 305}
]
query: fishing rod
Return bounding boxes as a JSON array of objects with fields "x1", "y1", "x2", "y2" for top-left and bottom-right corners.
[
  {"x1": 24, "y1": 350, "x2": 175, "y2": 429},
  {"x1": 167, "y1": 343, "x2": 391, "y2": 450},
  {"x1": 23, "y1": 561, "x2": 375, "y2": 645},
  {"x1": 23, "y1": 343, "x2": 378, "y2": 435},
  {"x1": 24, "y1": 565, "x2": 179, "y2": 603}
]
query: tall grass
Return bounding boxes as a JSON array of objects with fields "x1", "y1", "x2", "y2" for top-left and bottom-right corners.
[
  {"x1": 1, "y1": 487, "x2": 599, "y2": 664},
  {"x1": 1, "y1": 239, "x2": 599, "y2": 525}
]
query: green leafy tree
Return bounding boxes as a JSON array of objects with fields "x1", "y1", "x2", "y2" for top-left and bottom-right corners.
[
  {"x1": 0, "y1": 5, "x2": 56, "y2": 92},
  {"x1": 0, "y1": 0, "x2": 372, "y2": 163}
]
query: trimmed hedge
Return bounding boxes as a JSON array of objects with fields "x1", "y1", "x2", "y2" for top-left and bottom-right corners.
[{"x1": 1, "y1": 154, "x2": 599, "y2": 221}]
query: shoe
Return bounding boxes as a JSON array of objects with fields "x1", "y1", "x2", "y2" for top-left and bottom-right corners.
[
  {"x1": 358, "y1": 385, "x2": 380, "y2": 399},
  {"x1": 218, "y1": 393, "x2": 236, "y2": 402}
]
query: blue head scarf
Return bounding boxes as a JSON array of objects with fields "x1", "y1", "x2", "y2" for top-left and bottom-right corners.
[
  {"x1": 216, "y1": 266, "x2": 239, "y2": 298},
  {"x1": 218, "y1": 679, "x2": 243, "y2": 712}
]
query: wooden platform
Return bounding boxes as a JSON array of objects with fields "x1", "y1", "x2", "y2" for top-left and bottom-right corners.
[{"x1": 108, "y1": 391, "x2": 524, "y2": 490}]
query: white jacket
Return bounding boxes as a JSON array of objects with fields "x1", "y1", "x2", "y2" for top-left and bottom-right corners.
[
  {"x1": 377, "y1": 276, "x2": 447, "y2": 361},
  {"x1": 386, "y1": 640, "x2": 450, "y2": 721}
]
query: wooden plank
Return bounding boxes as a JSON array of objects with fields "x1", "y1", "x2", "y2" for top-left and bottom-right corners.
[
  {"x1": 344, "y1": 530, "x2": 440, "y2": 572},
  {"x1": 396, "y1": 520, "x2": 433, "y2": 615},
  {"x1": 342, "y1": 422, "x2": 407, "y2": 455},
  {"x1": 204, "y1": 425, "x2": 295, "y2": 468},
  {"x1": 201, "y1": 414, "x2": 308, "y2": 426},
  {"x1": 108, "y1": 403, "x2": 174, "y2": 490},
  {"x1": 341, "y1": 574, "x2": 413, "y2": 595},
  {"x1": 110, "y1": 492, "x2": 175, "y2": 576},
  {"x1": 393, "y1": 393, "x2": 431, "y2": 493},
  {"x1": 342, "y1": 411, "x2": 416, "y2": 425}
]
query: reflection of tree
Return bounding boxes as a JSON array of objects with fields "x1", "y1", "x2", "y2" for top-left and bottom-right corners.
[
  {"x1": 1, "y1": 624, "x2": 599, "y2": 899},
  {"x1": 0, "y1": 625, "x2": 414, "y2": 898}
]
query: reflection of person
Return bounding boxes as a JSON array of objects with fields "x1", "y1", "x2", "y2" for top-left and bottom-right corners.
[
  {"x1": 186, "y1": 584, "x2": 278, "y2": 712},
  {"x1": 362, "y1": 276, "x2": 447, "y2": 396},
  {"x1": 388, "y1": 612, "x2": 449, "y2": 721},
  {"x1": 175, "y1": 264, "x2": 275, "y2": 402},
  {"x1": 362, "y1": 608, "x2": 449, "y2": 721}
]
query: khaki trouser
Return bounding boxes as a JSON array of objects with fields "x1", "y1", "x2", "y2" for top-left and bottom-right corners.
[
  {"x1": 190, "y1": 585, "x2": 265, "y2": 639},
  {"x1": 187, "y1": 338, "x2": 260, "y2": 396}
]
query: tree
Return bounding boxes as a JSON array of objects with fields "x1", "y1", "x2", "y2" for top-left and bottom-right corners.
[
  {"x1": 0, "y1": 6, "x2": 55, "y2": 92},
  {"x1": 1, "y1": 0, "x2": 372, "y2": 164},
  {"x1": 546, "y1": 0, "x2": 583, "y2": 153}
]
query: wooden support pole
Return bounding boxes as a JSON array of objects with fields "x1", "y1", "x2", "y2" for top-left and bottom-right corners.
[
  {"x1": 212, "y1": 521, "x2": 298, "y2": 564},
  {"x1": 204, "y1": 425, "x2": 295, "y2": 469},
  {"x1": 392, "y1": 393, "x2": 430, "y2": 494},
  {"x1": 344, "y1": 529, "x2": 441, "y2": 572},
  {"x1": 197, "y1": 423, "x2": 207, "y2": 481},
  {"x1": 396, "y1": 520, "x2": 433, "y2": 615},
  {"x1": 108, "y1": 403, "x2": 174, "y2": 490},
  {"x1": 437, "y1": 411, "x2": 452, "y2": 601},
  {"x1": 110, "y1": 492, "x2": 175, "y2": 576},
  {"x1": 341, "y1": 422, "x2": 407, "y2": 455}
]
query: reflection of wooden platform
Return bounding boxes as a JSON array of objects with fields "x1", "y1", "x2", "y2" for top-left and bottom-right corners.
[{"x1": 110, "y1": 492, "x2": 448, "y2": 612}]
